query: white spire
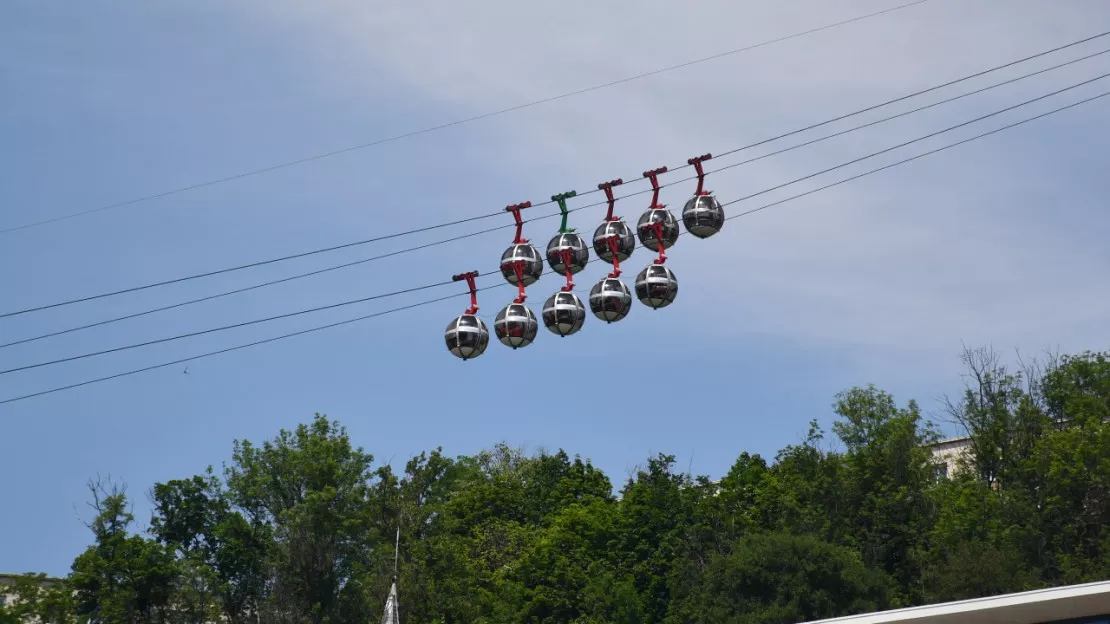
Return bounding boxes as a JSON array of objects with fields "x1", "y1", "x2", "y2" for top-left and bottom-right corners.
[
  {"x1": 380, "y1": 523, "x2": 400, "y2": 624},
  {"x1": 380, "y1": 580, "x2": 399, "y2": 624}
]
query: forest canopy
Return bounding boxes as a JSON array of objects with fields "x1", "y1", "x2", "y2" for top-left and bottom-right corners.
[{"x1": 5, "y1": 347, "x2": 1110, "y2": 624}]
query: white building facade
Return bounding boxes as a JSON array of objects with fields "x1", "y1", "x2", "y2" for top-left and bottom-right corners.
[{"x1": 927, "y1": 435, "x2": 972, "y2": 481}]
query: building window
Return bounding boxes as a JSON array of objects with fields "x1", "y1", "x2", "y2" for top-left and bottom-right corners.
[{"x1": 933, "y1": 463, "x2": 949, "y2": 482}]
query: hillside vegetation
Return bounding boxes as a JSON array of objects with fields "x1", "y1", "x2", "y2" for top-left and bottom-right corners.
[{"x1": 5, "y1": 347, "x2": 1110, "y2": 624}]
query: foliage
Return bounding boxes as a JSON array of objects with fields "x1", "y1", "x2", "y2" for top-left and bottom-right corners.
[
  {"x1": 686, "y1": 532, "x2": 892, "y2": 624},
  {"x1": 14, "y1": 348, "x2": 1110, "y2": 623},
  {"x1": 0, "y1": 573, "x2": 78, "y2": 624},
  {"x1": 68, "y1": 479, "x2": 178, "y2": 623}
]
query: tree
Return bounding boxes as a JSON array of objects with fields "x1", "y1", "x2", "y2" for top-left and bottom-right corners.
[
  {"x1": 222, "y1": 414, "x2": 382, "y2": 623},
  {"x1": 831, "y1": 386, "x2": 938, "y2": 602},
  {"x1": 503, "y1": 501, "x2": 642, "y2": 623},
  {"x1": 29, "y1": 345, "x2": 1110, "y2": 621},
  {"x1": 689, "y1": 532, "x2": 891, "y2": 624},
  {"x1": 0, "y1": 574, "x2": 78, "y2": 624},
  {"x1": 1033, "y1": 351, "x2": 1110, "y2": 582},
  {"x1": 943, "y1": 346, "x2": 1046, "y2": 489},
  {"x1": 150, "y1": 471, "x2": 269, "y2": 623},
  {"x1": 923, "y1": 539, "x2": 1036, "y2": 602},
  {"x1": 68, "y1": 478, "x2": 178, "y2": 623},
  {"x1": 614, "y1": 454, "x2": 694, "y2": 624}
]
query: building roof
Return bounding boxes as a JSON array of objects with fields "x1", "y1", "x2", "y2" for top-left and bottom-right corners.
[
  {"x1": 803, "y1": 581, "x2": 1110, "y2": 624},
  {"x1": 0, "y1": 573, "x2": 65, "y2": 588},
  {"x1": 927, "y1": 435, "x2": 971, "y2": 448}
]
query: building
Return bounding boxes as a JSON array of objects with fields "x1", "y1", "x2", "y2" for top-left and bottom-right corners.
[
  {"x1": 927, "y1": 435, "x2": 971, "y2": 481},
  {"x1": 0, "y1": 572, "x2": 63, "y2": 615},
  {"x1": 802, "y1": 580, "x2": 1110, "y2": 624}
]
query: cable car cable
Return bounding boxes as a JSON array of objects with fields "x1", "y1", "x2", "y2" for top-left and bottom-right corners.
[
  {"x1": 3, "y1": 75, "x2": 1104, "y2": 377},
  {"x1": 719, "y1": 89, "x2": 1109, "y2": 223},
  {"x1": 1, "y1": 87, "x2": 1102, "y2": 406},
  {"x1": 0, "y1": 223, "x2": 514, "y2": 349},
  {"x1": 705, "y1": 70, "x2": 1110, "y2": 212},
  {"x1": 0, "y1": 292, "x2": 467, "y2": 406},
  {"x1": 0, "y1": 278, "x2": 457, "y2": 375},
  {"x1": 566, "y1": 45, "x2": 1110, "y2": 216},
  {"x1": 3, "y1": 29, "x2": 1105, "y2": 321},
  {"x1": 12, "y1": 42, "x2": 1105, "y2": 351},
  {"x1": 0, "y1": 0, "x2": 935, "y2": 236}
]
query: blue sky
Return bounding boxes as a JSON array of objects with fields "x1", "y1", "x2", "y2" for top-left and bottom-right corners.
[{"x1": 2, "y1": 0, "x2": 1109, "y2": 576}]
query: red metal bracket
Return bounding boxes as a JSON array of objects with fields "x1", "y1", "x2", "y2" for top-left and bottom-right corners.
[
  {"x1": 511, "y1": 261, "x2": 528, "y2": 304},
  {"x1": 505, "y1": 201, "x2": 533, "y2": 244},
  {"x1": 642, "y1": 166, "x2": 668, "y2": 208},
  {"x1": 648, "y1": 222, "x2": 667, "y2": 265},
  {"x1": 559, "y1": 249, "x2": 575, "y2": 292},
  {"x1": 598, "y1": 179, "x2": 624, "y2": 222},
  {"x1": 687, "y1": 153, "x2": 713, "y2": 196},
  {"x1": 604, "y1": 236, "x2": 622, "y2": 278},
  {"x1": 452, "y1": 271, "x2": 481, "y2": 315}
]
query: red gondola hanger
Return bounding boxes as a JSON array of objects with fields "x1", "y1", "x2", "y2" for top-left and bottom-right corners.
[
  {"x1": 688, "y1": 153, "x2": 713, "y2": 196},
  {"x1": 558, "y1": 249, "x2": 576, "y2": 292},
  {"x1": 452, "y1": 271, "x2": 481, "y2": 315},
  {"x1": 647, "y1": 222, "x2": 668, "y2": 265},
  {"x1": 510, "y1": 262, "x2": 528, "y2": 304},
  {"x1": 643, "y1": 167, "x2": 668, "y2": 209},
  {"x1": 505, "y1": 201, "x2": 532, "y2": 244},
  {"x1": 604, "y1": 236, "x2": 623, "y2": 278},
  {"x1": 598, "y1": 179, "x2": 624, "y2": 222},
  {"x1": 636, "y1": 165, "x2": 679, "y2": 254}
]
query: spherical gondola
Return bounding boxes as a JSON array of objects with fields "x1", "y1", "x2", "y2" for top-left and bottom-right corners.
[
  {"x1": 546, "y1": 232, "x2": 590, "y2": 275},
  {"x1": 681, "y1": 194, "x2": 725, "y2": 239},
  {"x1": 541, "y1": 291, "x2": 587, "y2": 337},
  {"x1": 494, "y1": 303, "x2": 539, "y2": 348},
  {"x1": 444, "y1": 314, "x2": 490, "y2": 360},
  {"x1": 499, "y1": 243, "x2": 544, "y2": 286},
  {"x1": 592, "y1": 221, "x2": 635, "y2": 263},
  {"x1": 636, "y1": 208, "x2": 680, "y2": 251},
  {"x1": 635, "y1": 264, "x2": 679, "y2": 309},
  {"x1": 588, "y1": 277, "x2": 633, "y2": 323}
]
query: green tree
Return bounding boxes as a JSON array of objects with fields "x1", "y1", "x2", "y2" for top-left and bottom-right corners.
[
  {"x1": 150, "y1": 472, "x2": 270, "y2": 623},
  {"x1": 36, "y1": 346, "x2": 1110, "y2": 621},
  {"x1": 397, "y1": 445, "x2": 614, "y2": 623},
  {"x1": 504, "y1": 500, "x2": 642, "y2": 623},
  {"x1": 831, "y1": 386, "x2": 938, "y2": 602},
  {"x1": 68, "y1": 479, "x2": 178, "y2": 623},
  {"x1": 943, "y1": 347, "x2": 1047, "y2": 490},
  {"x1": 690, "y1": 532, "x2": 891, "y2": 624},
  {"x1": 923, "y1": 538, "x2": 1036, "y2": 602},
  {"x1": 1034, "y1": 351, "x2": 1110, "y2": 582},
  {"x1": 614, "y1": 454, "x2": 695, "y2": 624},
  {"x1": 762, "y1": 421, "x2": 847, "y2": 541},
  {"x1": 223, "y1": 413, "x2": 383, "y2": 623},
  {"x1": 0, "y1": 574, "x2": 78, "y2": 624}
]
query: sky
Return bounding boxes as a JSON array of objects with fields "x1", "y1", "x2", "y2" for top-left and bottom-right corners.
[{"x1": 1, "y1": 0, "x2": 1109, "y2": 576}]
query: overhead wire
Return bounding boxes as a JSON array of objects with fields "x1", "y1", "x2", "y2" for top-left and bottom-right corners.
[
  {"x1": 0, "y1": 222, "x2": 514, "y2": 349},
  {"x1": 719, "y1": 90, "x2": 1110, "y2": 222},
  {"x1": 10, "y1": 44, "x2": 1109, "y2": 351},
  {"x1": 0, "y1": 274, "x2": 452, "y2": 374},
  {"x1": 704, "y1": 70, "x2": 1110, "y2": 211},
  {"x1": 0, "y1": 292, "x2": 468, "y2": 406},
  {"x1": 4, "y1": 27, "x2": 1109, "y2": 321},
  {"x1": 3, "y1": 87, "x2": 1103, "y2": 406},
  {"x1": 0, "y1": 0, "x2": 935, "y2": 236},
  {"x1": 2, "y1": 87, "x2": 1104, "y2": 406},
  {"x1": 4, "y1": 72, "x2": 1106, "y2": 377}
]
